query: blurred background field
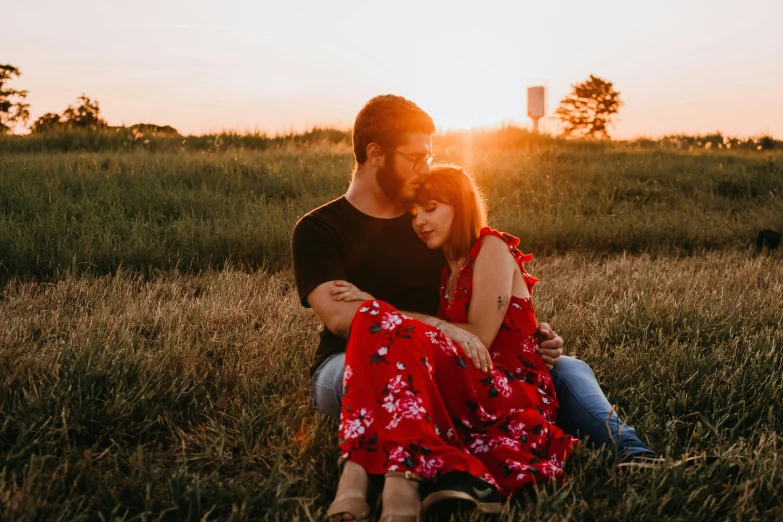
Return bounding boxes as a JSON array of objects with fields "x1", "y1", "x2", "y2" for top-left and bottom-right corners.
[
  {"x1": 2, "y1": 129, "x2": 782, "y2": 283},
  {"x1": 1, "y1": 130, "x2": 782, "y2": 520}
]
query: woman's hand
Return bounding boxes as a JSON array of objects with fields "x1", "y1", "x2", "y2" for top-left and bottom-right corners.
[
  {"x1": 437, "y1": 322, "x2": 493, "y2": 373},
  {"x1": 330, "y1": 281, "x2": 375, "y2": 302}
]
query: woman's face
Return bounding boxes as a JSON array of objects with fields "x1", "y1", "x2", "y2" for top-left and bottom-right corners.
[{"x1": 411, "y1": 199, "x2": 455, "y2": 250}]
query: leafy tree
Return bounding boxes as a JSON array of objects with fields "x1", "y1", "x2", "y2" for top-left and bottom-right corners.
[
  {"x1": 61, "y1": 94, "x2": 107, "y2": 129},
  {"x1": 0, "y1": 64, "x2": 31, "y2": 134},
  {"x1": 554, "y1": 75, "x2": 622, "y2": 139},
  {"x1": 30, "y1": 112, "x2": 63, "y2": 133},
  {"x1": 30, "y1": 95, "x2": 109, "y2": 133},
  {"x1": 759, "y1": 136, "x2": 777, "y2": 150}
]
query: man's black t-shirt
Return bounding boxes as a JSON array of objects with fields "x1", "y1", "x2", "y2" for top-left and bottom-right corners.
[{"x1": 292, "y1": 196, "x2": 445, "y2": 375}]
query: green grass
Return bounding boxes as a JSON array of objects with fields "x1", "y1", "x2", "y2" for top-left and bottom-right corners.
[
  {"x1": 0, "y1": 127, "x2": 352, "y2": 154},
  {"x1": 1, "y1": 144, "x2": 782, "y2": 282},
  {"x1": 0, "y1": 136, "x2": 782, "y2": 520}
]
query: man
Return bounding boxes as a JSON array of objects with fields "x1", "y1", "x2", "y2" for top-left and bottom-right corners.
[{"x1": 292, "y1": 95, "x2": 654, "y2": 513}]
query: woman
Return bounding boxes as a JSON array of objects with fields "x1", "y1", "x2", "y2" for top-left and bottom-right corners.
[{"x1": 326, "y1": 165, "x2": 577, "y2": 521}]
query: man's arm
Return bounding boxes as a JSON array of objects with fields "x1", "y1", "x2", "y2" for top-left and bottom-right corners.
[
  {"x1": 306, "y1": 281, "x2": 363, "y2": 337},
  {"x1": 310, "y1": 280, "x2": 482, "y2": 346},
  {"x1": 328, "y1": 280, "x2": 492, "y2": 372}
]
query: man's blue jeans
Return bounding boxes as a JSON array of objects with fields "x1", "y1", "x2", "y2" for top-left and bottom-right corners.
[{"x1": 311, "y1": 354, "x2": 654, "y2": 459}]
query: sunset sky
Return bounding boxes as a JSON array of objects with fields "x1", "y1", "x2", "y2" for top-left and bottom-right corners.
[{"x1": 4, "y1": 0, "x2": 782, "y2": 138}]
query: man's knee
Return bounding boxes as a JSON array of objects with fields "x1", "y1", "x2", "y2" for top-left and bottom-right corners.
[
  {"x1": 551, "y1": 355, "x2": 594, "y2": 382},
  {"x1": 310, "y1": 354, "x2": 345, "y2": 421}
]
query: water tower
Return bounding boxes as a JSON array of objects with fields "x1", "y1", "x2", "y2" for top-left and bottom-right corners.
[{"x1": 527, "y1": 86, "x2": 546, "y2": 133}]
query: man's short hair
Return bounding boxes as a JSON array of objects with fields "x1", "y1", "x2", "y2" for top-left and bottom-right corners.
[{"x1": 353, "y1": 95, "x2": 435, "y2": 165}]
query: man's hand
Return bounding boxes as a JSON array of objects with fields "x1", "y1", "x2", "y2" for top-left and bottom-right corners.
[
  {"x1": 330, "y1": 281, "x2": 375, "y2": 302},
  {"x1": 535, "y1": 323, "x2": 564, "y2": 371},
  {"x1": 437, "y1": 322, "x2": 493, "y2": 373}
]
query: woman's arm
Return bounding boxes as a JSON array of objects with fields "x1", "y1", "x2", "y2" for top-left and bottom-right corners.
[{"x1": 449, "y1": 235, "x2": 523, "y2": 349}]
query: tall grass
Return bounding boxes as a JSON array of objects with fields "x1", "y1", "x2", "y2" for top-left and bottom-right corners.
[
  {"x1": 0, "y1": 252, "x2": 780, "y2": 520},
  {"x1": 0, "y1": 126, "x2": 779, "y2": 154},
  {"x1": 1, "y1": 134, "x2": 782, "y2": 519},
  {"x1": 0, "y1": 127, "x2": 352, "y2": 154},
  {"x1": 1, "y1": 146, "x2": 781, "y2": 283}
]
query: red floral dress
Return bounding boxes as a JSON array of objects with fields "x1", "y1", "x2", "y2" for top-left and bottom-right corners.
[{"x1": 338, "y1": 228, "x2": 577, "y2": 496}]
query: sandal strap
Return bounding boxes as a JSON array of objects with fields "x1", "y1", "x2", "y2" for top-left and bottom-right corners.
[
  {"x1": 379, "y1": 515, "x2": 419, "y2": 522},
  {"x1": 325, "y1": 497, "x2": 372, "y2": 521},
  {"x1": 385, "y1": 470, "x2": 424, "y2": 483}
]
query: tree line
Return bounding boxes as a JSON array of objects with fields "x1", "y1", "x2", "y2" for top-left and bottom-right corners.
[
  {"x1": 0, "y1": 64, "x2": 178, "y2": 136},
  {"x1": 1, "y1": 62, "x2": 627, "y2": 139},
  {"x1": 0, "y1": 63, "x2": 777, "y2": 144}
]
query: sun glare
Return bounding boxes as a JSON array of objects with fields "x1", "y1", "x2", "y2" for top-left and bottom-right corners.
[
  {"x1": 2, "y1": 0, "x2": 780, "y2": 138},
  {"x1": 411, "y1": 77, "x2": 527, "y2": 131}
]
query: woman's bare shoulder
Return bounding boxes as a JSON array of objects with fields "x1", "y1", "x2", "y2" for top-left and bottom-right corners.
[{"x1": 474, "y1": 234, "x2": 515, "y2": 266}]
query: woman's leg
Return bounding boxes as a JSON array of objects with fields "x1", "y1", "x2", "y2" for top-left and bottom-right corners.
[
  {"x1": 340, "y1": 302, "x2": 488, "y2": 474},
  {"x1": 339, "y1": 301, "x2": 493, "y2": 516},
  {"x1": 326, "y1": 459, "x2": 371, "y2": 522}
]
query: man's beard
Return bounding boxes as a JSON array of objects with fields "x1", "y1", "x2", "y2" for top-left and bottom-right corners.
[{"x1": 376, "y1": 161, "x2": 414, "y2": 204}]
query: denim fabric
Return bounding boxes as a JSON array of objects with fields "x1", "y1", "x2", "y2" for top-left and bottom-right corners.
[
  {"x1": 310, "y1": 353, "x2": 345, "y2": 421},
  {"x1": 550, "y1": 356, "x2": 655, "y2": 458},
  {"x1": 310, "y1": 352, "x2": 655, "y2": 457}
]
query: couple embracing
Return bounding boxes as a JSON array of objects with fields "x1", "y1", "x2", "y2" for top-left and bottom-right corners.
[{"x1": 292, "y1": 95, "x2": 655, "y2": 521}]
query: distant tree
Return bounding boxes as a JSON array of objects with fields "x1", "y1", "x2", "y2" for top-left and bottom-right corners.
[
  {"x1": 130, "y1": 123, "x2": 180, "y2": 137},
  {"x1": 758, "y1": 136, "x2": 777, "y2": 150},
  {"x1": 555, "y1": 75, "x2": 622, "y2": 139},
  {"x1": 30, "y1": 112, "x2": 63, "y2": 133},
  {"x1": 61, "y1": 94, "x2": 107, "y2": 129},
  {"x1": 0, "y1": 64, "x2": 31, "y2": 134}
]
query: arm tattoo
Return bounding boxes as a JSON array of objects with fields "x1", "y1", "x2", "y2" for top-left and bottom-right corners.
[{"x1": 497, "y1": 296, "x2": 509, "y2": 314}]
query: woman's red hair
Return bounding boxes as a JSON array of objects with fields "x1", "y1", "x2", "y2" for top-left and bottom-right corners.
[{"x1": 415, "y1": 164, "x2": 487, "y2": 260}]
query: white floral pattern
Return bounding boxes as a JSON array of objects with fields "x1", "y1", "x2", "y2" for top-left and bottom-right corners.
[
  {"x1": 342, "y1": 408, "x2": 374, "y2": 440},
  {"x1": 381, "y1": 312, "x2": 402, "y2": 330},
  {"x1": 490, "y1": 369, "x2": 513, "y2": 398},
  {"x1": 343, "y1": 364, "x2": 353, "y2": 388},
  {"x1": 414, "y1": 454, "x2": 445, "y2": 478},
  {"x1": 507, "y1": 419, "x2": 526, "y2": 437},
  {"x1": 338, "y1": 233, "x2": 576, "y2": 498}
]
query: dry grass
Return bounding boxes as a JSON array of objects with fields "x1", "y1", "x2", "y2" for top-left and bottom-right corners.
[
  {"x1": 1, "y1": 139, "x2": 781, "y2": 519},
  {"x1": 1, "y1": 250, "x2": 781, "y2": 520}
]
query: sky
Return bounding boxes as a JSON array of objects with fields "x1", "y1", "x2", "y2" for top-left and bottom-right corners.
[{"x1": 3, "y1": 0, "x2": 782, "y2": 138}]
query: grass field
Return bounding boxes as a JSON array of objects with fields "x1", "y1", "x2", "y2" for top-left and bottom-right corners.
[
  {"x1": 1, "y1": 135, "x2": 782, "y2": 520},
  {"x1": 2, "y1": 141, "x2": 782, "y2": 282}
]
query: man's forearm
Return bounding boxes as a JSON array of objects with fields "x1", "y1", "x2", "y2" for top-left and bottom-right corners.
[
  {"x1": 324, "y1": 300, "x2": 362, "y2": 338},
  {"x1": 307, "y1": 282, "x2": 365, "y2": 339}
]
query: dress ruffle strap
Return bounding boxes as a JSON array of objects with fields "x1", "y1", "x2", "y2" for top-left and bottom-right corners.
[{"x1": 473, "y1": 227, "x2": 538, "y2": 294}]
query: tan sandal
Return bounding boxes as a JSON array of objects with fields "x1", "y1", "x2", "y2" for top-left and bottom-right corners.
[
  {"x1": 325, "y1": 497, "x2": 372, "y2": 522},
  {"x1": 420, "y1": 471, "x2": 503, "y2": 519},
  {"x1": 325, "y1": 460, "x2": 372, "y2": 522},
  {"x1": 421, "y1": 489, "x2": 503, "y2": 516},
  {"x1": 379, "y1": 471, "x2": 423, "y2": 522}
]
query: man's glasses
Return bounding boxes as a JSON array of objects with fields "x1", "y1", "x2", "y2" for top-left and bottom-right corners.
[{"x1": 389, "y1": 149, "x2": 435, "y2": 172}]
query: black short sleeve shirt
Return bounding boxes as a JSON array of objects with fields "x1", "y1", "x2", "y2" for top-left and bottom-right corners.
[{"x1": 292, "y1": 196, "x2": 445, "y2": 375}]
